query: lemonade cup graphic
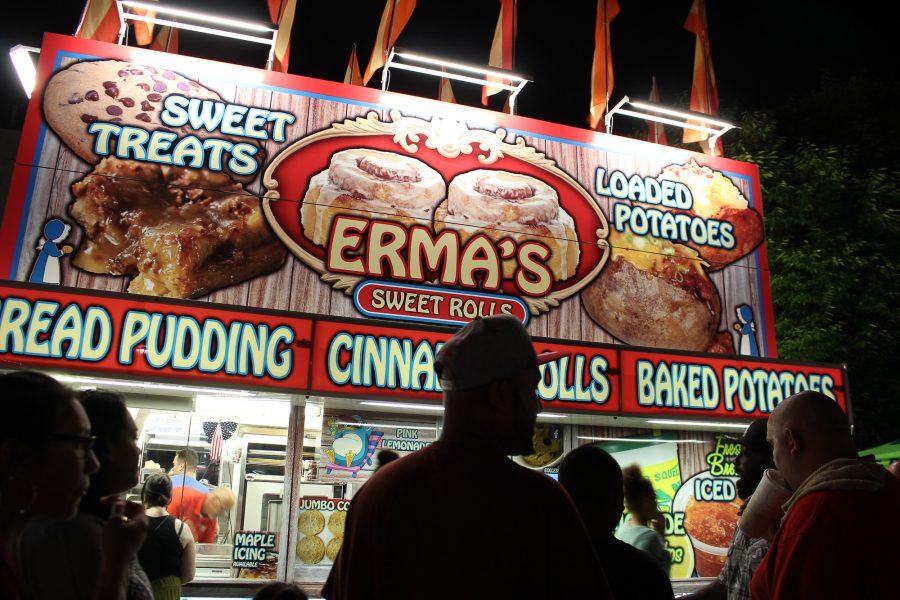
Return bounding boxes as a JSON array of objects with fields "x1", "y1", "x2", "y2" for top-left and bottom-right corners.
[{"x1": 673, "y1": 471, "x2": 741, "y2": 578}]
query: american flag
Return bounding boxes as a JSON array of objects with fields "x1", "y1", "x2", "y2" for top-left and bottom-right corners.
[{"x1": 209, "y1": 422, "x2": 224, "y2": 461}]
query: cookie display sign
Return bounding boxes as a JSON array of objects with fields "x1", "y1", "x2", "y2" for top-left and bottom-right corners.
[
  {"x1": 297, "y1": 498, "x2": 349, "y2": 565},
  {"x1": 1, "y1": 34, "x2": 778, "y2": 358}
]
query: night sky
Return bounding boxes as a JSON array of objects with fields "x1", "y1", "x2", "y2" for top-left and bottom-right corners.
[{"x1": 0, "y1": 0, "x2": 893, "y2": 136}]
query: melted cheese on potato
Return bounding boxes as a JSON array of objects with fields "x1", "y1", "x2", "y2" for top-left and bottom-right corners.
[
  {"x1": 610, "y1": 230, "x2": 706, "y2": 276},
  {"x1": 660, "y1": 160, "x2": 748, "y2": 219}
]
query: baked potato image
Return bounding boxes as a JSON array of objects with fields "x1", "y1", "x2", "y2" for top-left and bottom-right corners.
[
  {"x1": 659, "y1": 160, "x2": 764, "y2": 270},
  {"x1": 582, "y1": 230, "x2": 721, "y2": 351}
]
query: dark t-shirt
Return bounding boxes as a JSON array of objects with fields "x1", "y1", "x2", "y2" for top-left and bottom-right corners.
[
  {"x1": 322, "y1": 441, "x2": 611, "y2": 599},
  {"x1": 592, "y1": 536, "x2": 674, "y2": 600},
  {"x1": 138, "y1": 516, "x2": 184, "y2": 581}
]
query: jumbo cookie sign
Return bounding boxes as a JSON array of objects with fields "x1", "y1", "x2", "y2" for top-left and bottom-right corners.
[
  {"x1": 263, "y1": 110, "x2": 610, "y2": 327},
  {"x1": 1, "y1": 35, "x2": 775, "y2": 357}
]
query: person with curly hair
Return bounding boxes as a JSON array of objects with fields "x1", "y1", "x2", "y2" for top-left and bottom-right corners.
[{"x1": 616, "y1": 464, "x2": 671, "y2": 575}]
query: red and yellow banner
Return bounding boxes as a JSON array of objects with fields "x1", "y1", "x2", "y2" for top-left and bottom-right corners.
[
  {"x1": 0, "y1": 283, "x2": 846, "y2": 420},
  {"x1": 363, "y1": 0, "x2": 417, "y2": 85},
  {"x1": 482, "y1": 0, "x2": 516, "y2": 105},
  {"x1": 588, "y1": 0, "x2": 620, "y2": 130},
  {"x1": 684, "y1": 0, "x2": 722, "y2": 155}
]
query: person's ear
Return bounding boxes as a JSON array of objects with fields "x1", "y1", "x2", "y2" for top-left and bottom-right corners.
[
  {"x1": 784, "y1": 428, "x2": 802, "y2": 455},
  {"x1": 486, "y1": 378, "x2": 514, "y2": 413}
]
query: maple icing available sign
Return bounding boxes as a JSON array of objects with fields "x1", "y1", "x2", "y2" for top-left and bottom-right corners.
[{"x1": 1, "y1": 34, "x2": 776, "y2": 358}]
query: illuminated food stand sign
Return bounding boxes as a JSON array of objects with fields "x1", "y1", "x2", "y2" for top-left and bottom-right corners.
[
  {"x1": 2, "y1": 34, "x2": 776, "y2": 359},
  {"x1": 0, "y1": 34, "x2": 851, "y2": 589}
]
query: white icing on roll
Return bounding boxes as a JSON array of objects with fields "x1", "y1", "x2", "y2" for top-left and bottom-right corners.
[
  {"x1": 327, "y1": 148, "x2": 445, "y2": 210},
  {"x1": 447, "y1": 170, "x2": 561, "y2": 225}
]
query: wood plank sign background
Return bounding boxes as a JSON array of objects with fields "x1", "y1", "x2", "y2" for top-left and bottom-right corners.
[{"x1": 0, "y1": 34, "x2": 777, "y2": 358}]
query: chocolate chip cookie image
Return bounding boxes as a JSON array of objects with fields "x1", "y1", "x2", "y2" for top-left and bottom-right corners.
[
  {"x1": 42, "y1": 59, "x2": 222, "y2": 165},
  {"x1": 68, "y1": 157, "x2": 286, "y2": 299}
]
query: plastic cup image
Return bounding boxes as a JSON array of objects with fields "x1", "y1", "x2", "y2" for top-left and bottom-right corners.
[
  {"x1": 738, "y1": 469, "x2": 792, "y2": 540},
  {"x1": 673, "y1": 471, "x2": 741, "y2": 578}
]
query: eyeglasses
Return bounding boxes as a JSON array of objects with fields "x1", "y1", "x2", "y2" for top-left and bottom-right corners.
[{"x1": 50, "y1": 434, "x2": 96, "y2": 455}]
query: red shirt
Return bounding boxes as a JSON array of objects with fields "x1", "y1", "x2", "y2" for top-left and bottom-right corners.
[
  {"x1": 323, "y1": 441, "x2": 611, "y2": 599},
  {"x1": 750, "y1": 474, "x2": 900, "y2": 599},
  {"x1": 167, "y1": 475, "x2": 217, "y2": 544}
]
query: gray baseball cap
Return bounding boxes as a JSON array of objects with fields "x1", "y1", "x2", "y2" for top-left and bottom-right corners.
[{"x1": 434, "y1": 315, "x2": 566, "y2": 391}]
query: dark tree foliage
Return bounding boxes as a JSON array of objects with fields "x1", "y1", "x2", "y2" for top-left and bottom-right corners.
[{"x1": 725, "y1": 78, "x2": 900, "y2": 448}]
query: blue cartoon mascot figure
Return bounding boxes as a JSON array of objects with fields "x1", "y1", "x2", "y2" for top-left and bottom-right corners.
[
  {"x1": 29, "y1": 219, "x2": 72, "y2": 285},
  {"x1": 733, "y1": 304, "x2": 760, "y2": 357}
]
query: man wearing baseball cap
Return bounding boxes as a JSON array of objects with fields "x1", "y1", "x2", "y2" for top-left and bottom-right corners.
[
  {"x1": 685, "y1": 419, "x2": 774, "y2": 600},
  {"x1": 323, "y1": 316, "x2": 611, "y2": 599}
]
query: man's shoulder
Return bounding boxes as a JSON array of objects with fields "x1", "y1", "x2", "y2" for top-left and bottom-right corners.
[
  {"x1": 601, "y1": 539, "x2": 673, "y2": 596},
  {"x1": 608, "y1": 537, "x2": 665, "y2": 568},
  {"x1": 783, "y1": 481, "x2": 896, "y2": 537}
]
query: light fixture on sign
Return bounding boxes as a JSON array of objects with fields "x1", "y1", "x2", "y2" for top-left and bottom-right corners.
[
  {"x1": 645, "y1": 419, "x2": 749, "y2": 430},
  {"x1": 382, "y1": 47, "x2": 531, "y2": 115},
  {"x1": 576, "y1": 436, "x2": 704, "y2": 444},
  {"x1": 52, "y1": 374, "x2": 256, "y2": 396},
  {"x1": 337, "y1": 421, "x2": 438, "y2": 431},
  {"x1": 604, "y1": 95, "x2": 736, "y2": 150},
  {"x1": 359, "y1": 401, "x2": 445, "y2": 412},
  {"x1": 115, "y1": 1, "x2": 278, "y2": 69},
  {"x1": 536, "y1": 413, "x2": 569, "y2": 419},
  {"x1": 9, "y1": 45, "x2": 39, "y2": 98}
]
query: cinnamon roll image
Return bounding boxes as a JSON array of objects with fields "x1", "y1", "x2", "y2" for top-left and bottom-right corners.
[
  {"x1": 434, "y1": 169, "x2": 580, "y2": 281},
  {"x1": 301, "y1": 149, "x2": 446, "y2": 246}
]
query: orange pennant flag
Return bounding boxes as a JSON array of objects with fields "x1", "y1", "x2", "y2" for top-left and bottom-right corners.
[
  {"x1": 439, "y1": 69, "x2": 456, "y2": 104},
  {"x1": 482, "y1": 0, "x2": 516, "y2": 106},
  {"x1": 344, "y1": 45, "x2": 363, "y2": 86},
  {"x1": 588, "y1": 0, "x2": 620, "y2": 131},
  {"x1": 646, "y1": 76, "x2": 669, "y2": 145},
  {"x1": 131, "y1": 4, "x2": 179, "y2": 53},
  {"x1": 147, "y1": 26, "x2": 179, "y2": 54},
  {"x1": 75, "y1": 0, "x2": 120, "y2": 43},
  {"x1": 363, "y1": 0, "x2": 417, "y2": 85},
  {"x1": 268, "y1": 0, "x2": 297, "y2": 72},
  {"x1": 683, "y1": 0, "x2": 722, "y2": 155},
  {"x1": 131, "y1": 5, "x2": 155, "y2": 46}
]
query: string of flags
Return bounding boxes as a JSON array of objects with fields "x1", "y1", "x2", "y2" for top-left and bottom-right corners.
[{"x1": 73, "y1": 0, "x2": 723, "y2": 155}]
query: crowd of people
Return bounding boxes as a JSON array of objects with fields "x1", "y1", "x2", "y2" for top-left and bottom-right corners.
[{"x1": 1, "y1": 315, "x2": 898, "y2": 599}]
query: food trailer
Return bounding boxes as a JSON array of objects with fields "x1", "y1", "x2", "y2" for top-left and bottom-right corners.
[{"x1": 0, "y1": 33, "x2": 849, "y2": 596}]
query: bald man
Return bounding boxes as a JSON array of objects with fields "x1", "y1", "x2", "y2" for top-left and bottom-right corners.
[{"x1": 750, "y1": 391, "x2": 900, "y2": 599}]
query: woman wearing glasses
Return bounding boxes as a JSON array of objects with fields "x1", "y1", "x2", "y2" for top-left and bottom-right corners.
[
  {"x1": 18, "y1": 388, "x2": 152, "y2": 599},
  {"x1": 0, "y1": 372, "x2": 100, "y2": 600}
]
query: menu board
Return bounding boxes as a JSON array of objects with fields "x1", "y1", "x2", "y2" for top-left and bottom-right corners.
[
  {"x1": 1, "y1": 33, "x2": 777, "y2": 359},
  {"x1": 296, "y1": 497, "x2": 349, "y2": 566},
  {"x1": 233, "y1": 530, "x2": 278, "y2": 580}
]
